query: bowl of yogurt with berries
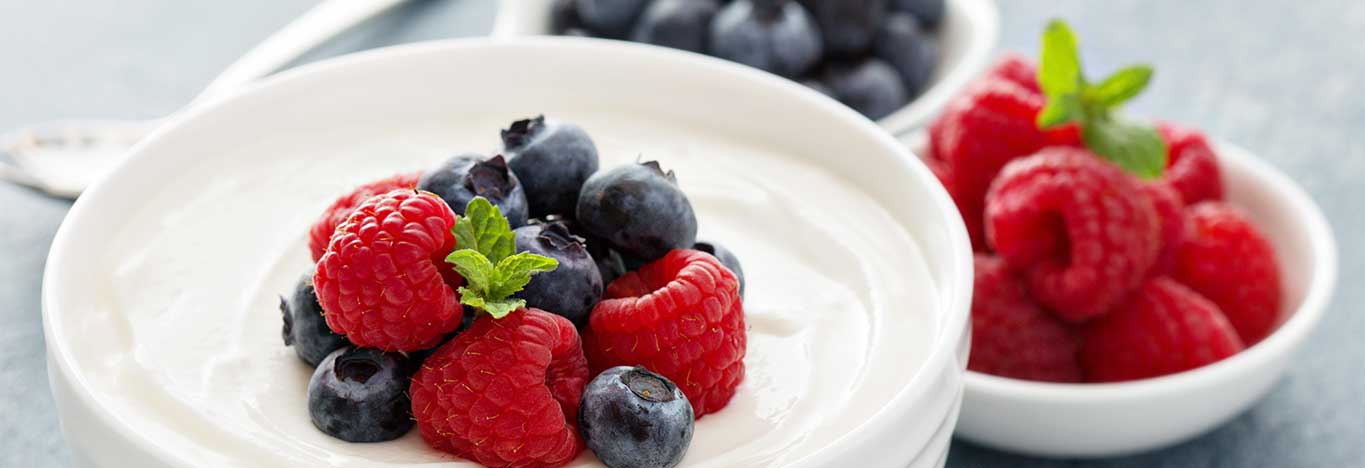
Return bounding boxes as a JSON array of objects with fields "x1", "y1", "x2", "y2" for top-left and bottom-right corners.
[{"x1": 43, "y1": 38, "x2": 973, "y2": 468}]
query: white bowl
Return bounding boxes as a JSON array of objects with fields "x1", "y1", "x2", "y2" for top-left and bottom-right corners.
[
  {"x1": 43, "y1": 38, "x2": 974, "y2": 467},
  {"x1": 922, "y1": 136, "x2": 1337, "y2": 457},
  {"x1": 490, "y1": 0, "x2": 999, "y2": 135}
]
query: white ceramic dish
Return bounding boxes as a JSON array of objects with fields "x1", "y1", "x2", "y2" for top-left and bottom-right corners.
[
  {"x1": 43, "y1": 39, "x2": 974, "y2": 468},
  {"x1": 490, "y1": 0, "x2": 999, "y2": 135},
  {"x1": 901, "y1": 134, "x2": 1337, "y2": 458}
]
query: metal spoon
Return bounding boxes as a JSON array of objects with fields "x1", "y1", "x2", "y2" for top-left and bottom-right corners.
[{"x1": 0, "y1": 0, "x2": 409, "y2": 198}]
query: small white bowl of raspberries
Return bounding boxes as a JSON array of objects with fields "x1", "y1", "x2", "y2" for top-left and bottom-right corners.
[{"x1": 914, "y1": 20, "x2": 1338, "y2": 457}]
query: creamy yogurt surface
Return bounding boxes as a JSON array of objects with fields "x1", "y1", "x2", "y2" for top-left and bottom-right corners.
[{"x1": 59, "y1": 115, "x2": 939, "y2": 467}]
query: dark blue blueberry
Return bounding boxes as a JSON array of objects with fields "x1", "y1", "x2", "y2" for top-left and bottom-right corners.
[
  {"x1": 801, "y1": 78, "x2": 837, "y2": 99},
  {"x1": 630, "y1": 0, "x2": 722, "y2": 53},
  {"x1": 418, "y1": 154, "x2": 529, "y2": 227},
  {"x1": 890, "y1": 0, "x2": 944, "y2": 29},
  {"x1": 533, "y1": 216, "x2": 629, "y2": 286},
  {"x1": 502, "y1": 116, "x2": 600, "y2": 219},
  {"x1": 575, "y1": 0, "x2": 652, "y2": 38},
  {"x1": 308, "y1": 347, "x2": 413, "y2": 442},
  {"x1": 578, "y1": 366, "x2": 694, "y2": 468},
  {"x1": 281, "y1": 272, "x2": 349, "y2": 368},
  {"x1": 708, "y1": 0, "x2": 823, "y2": 78},
  {"x1": 551, "y1": 0, "x2": 583, "y2": 34},
  {"x1": 875, "y1": 12, "x2": 938, "y2": 97},
  {"x1": 820, "y1": 58, "x2": 908, "y2": 119},
  {"x1": 800, "y1": 0, "x2": 887, "y2": 55},
  {"x1": 512, "y1": 222, "x2": 604, "y2": 327},
  {"x1": 693, "y1": 241, "x2": 745, "y2": 298},
  {"x1": 577, "y1": 161, "x2": 698, "y2": 262}
]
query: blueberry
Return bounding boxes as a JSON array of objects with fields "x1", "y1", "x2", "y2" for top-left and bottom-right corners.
[
  {"x1": 874, "y1": 12, "x2": 938, "y2": 96},
  {"x1": 576, "y1": 0, "x2": 652, "y2": 38},
  {"x1": 819, "y1": 58, "x2": 908, "y2": 119},
  {"x1": 693, "y1": 241, "x2": 745, "y2": 298},
  {"x1": 308, "y1": 347, "x2": 413, "y2": 442},
  {"x1": 801, "y1": 78, "x2": 837, "y2": 99},
  {"x1": 577, "y1": 161, "x2": 698, "y2": 261},
  {"x1": 551, "y1": 0, "x2": 583, "y2": 34},
  {"x1": 890, "y1": 0, "x2": 944, "y2": 29},
  {"x1": 579, "y1": 366, "x2": 694, "y2": 468},
  {"x1": 281, "y1": 273, "x2": 349, "y2": 368},
  {"x1": 502, "y1": 116, "x2": 600, "y2": 219},
  {"x1": 512, "y1": 222, "x2": 604, "y2": 327},
  {"x1": 419, "y1": 154, "x2": 529, "y2": 227},
  {"x1": 533, "y1": 216, "x2": 630, "y2": 286},
  {"x1": 708, "y1": 0, "x2": 823, "y2": 78},
  {"x1": 630, "y1": 0, "x2": 722, "y2": 53},
  {"x1": 800, "y1": 0, "x2": 886, "y2": 55}
]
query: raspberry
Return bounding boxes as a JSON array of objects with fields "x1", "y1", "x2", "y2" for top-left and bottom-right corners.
[
  {"x1": 1141, "y1": 181, "x2": 1186, "y2": 277},
  {"x1": 984, "y1": 148, "x2": 1161, "y2": 322},
  {"x1": 411, "y1": 309, "x2": 589, "y2": 468},
  {"x1": 967, "y1": 255, "x2": 1081, "y2": 382},
  {"x1": 1080, "y1": 278, "x2": 1245, "y2": 382},
  {"x1": 314, "y1": 189, "x2": 463, "y2": 351},
  {"x1": 1157, "y1": 122, "x2": 1223, "y2": 204},
  {"x1": 985, "y1": 53, "x2": 1042, "y2": 93},
  {"x1": 1172, "y1": 202, "x2": 1283, "y2": 344},
  {"x1": 582, "y1": 249, "x2": 745, "y2": 418},
  {"x1": 308, "y1": 172, "x2": 422, "y2": 262}
]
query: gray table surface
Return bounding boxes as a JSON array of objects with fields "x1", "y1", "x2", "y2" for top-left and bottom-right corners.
[{"x1": 1, "y1": 1, "x2": 1360, "y2": 467}]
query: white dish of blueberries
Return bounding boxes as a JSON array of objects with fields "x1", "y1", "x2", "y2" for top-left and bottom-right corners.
[{"x1": 42, "y1": 39, "x2": 972, "y2": 468}]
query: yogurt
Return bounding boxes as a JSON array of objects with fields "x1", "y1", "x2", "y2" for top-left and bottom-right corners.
[{"x1": 58, "y1": 115, "x2": 939, "y2": 467}]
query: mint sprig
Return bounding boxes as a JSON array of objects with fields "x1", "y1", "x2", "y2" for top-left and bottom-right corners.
[
  {"x1": 1036, "y1": 19, "x2": 1167, "y2": 179},
  {"x1": 445, "y1": 197, "x2": 558, "y2": 319}
]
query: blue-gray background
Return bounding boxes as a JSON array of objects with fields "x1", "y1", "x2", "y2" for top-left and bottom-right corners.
[{"x1": 1, "y1": 1, "x2": 1359, "y2": 466}]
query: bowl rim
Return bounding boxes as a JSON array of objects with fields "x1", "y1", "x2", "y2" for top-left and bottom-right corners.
[
  {"x1": 962, "y1": 140, "x2": 1338, "y2": 401},
  {"x1": 42, "y1": 37, "x2": 975, "y2": 467}
]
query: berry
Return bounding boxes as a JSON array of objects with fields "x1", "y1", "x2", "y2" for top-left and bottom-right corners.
[
  {"x1": 967, "y1": 255, "x2": 1081, "y2": 382},
  {"x1": 579, "y1": 366, "x2": 694, "y2": 468},
  {"x1": 583, "y1": 249, "x2": 745, "y2": 417},
  {"x1": 575, "y1": 0, "x2": 651, "y2": 38},
  {"x1": 1141, "y1": 181, "x2": 1186, "y2": 277},
  {"x1": 984, "y1": 148, "x2": 1161, "y2": 322},
  {"x1": 1172, "y1": 202, "x2": 1282, "y2": 344},
  {"x1": 874, "y1": 12, "x2": 938, "y2": 97},
  {"x1": 890, "y1": 0, "x2": 944, "y2": 29},
  {"x1": 513, "y1": 222, "x2": 605, "y2": 327},
  {"x1": 502, "y1": 116, "x2": 601, "y2": 219},
  {"x1": 308, "y1": 347, "x2": 414, "y2": 442},
  {"x1": 709, "y1": 0, "x2": 823, "y2": 79},
  {"x1": 307, "y1": 172, "x2": 421, "y2": 262},
  {"x1": 801, "y1": 78, "x2": 837, "y2": 99},
  {"x1": 314, "y1": 190, "x2": 463, "y2": 352},
  {"x1": 411, "y1": 309, "x2": 590, "y2": 468},
  {"x1": 984, "y1": 53, "x2": 1042, "y2": 93},
  {"x1": 693, "y1": 241, "x2": 745, "y2": 298},
  {"x1": 577, "y1": 161, "x2": 698, "y2": 262},
  {"x1": 551, "y1": 0, "x2": 582, "y2": 34},
  {"x1": 631, "y1": 0, "x2": 722, "y2": 53},
  {"x1": 1157, "y1": 122, "x2": 1224, "y2": 204},
  {"x1": 419, "y1": 154, "x2": 530, "y2": 229},
  {"x1": 800, "y1": 0, "x2": 887, "y2": 55},
  {"x1": 281, "y1": 272, "x2": 349, "y2": 367},
  {"x1": 1080, "y1": 278, "x2": 1245, "y2": 382},
  {"x1": 817, "y1": 58, "x2": 909, "y2": 119}
]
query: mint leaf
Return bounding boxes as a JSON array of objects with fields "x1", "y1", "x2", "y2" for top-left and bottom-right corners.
[
  {"x1": 487, "y1": 253, "x2": 559, "y2": 300},
  {"x1": 452, "y1": 197, "x2": 515, "y2": 264},
  {"x1": 1037, "y1": 93, "x2": 1081, "y2": 128},
  {"x1": 1038, "y1": 19, "x2": 1083, "y2": 99},
  {"x1": 446, "y1": 249, "x2": 495, "y2": 293},
  {"x1": 1089, "y1": 65, "x2": 1153, "y2": 108},
  {"x1": 1081, "y1": 118, "x2": 1169, "y2": 180}
]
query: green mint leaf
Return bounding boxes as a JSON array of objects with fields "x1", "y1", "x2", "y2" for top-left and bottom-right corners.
[
  {"x1": 1037, "y1": 93, "x2": 1082, "y2": 128},
  {"x1": 451, "y1": 197, "x2": 515, "y2": 265},
  {"x1": 1038, "y1": 19, "x2": 1083, "y2": 99},
  {"x1": 1081, "y1": 118, "x2": 1168, "y2": 180},
  {"x1": 446, "y1": 249, "x2": 496, "y2": 294},
  {"x1": 1089, "y1": 65, "x2": 1153, "y2": 108},
  {"x1": 478, "y1": 298, "x2": 526, "y2": 319},
  {"x1": 487, "y1": 252, "x2": 560, "y2": 300}
]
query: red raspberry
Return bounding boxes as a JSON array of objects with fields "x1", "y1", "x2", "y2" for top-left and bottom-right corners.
[
  {"x1": 411, "y1": 309, "x2": 589, "y2": 468},
  {"x1": 314, "y1": 189, "x2": 462, "y2": 351},
  {"x1": 967, "y1": 255, "x2": 1081, "y2": 382},
  {"x1": 985, "y1": 148, "x2": 1161, "y2": 322},
  {"x1": 985, "y1": 53, "x2": 1042, "y2": 93},
  {"x1": 1172, "y1": 202, "x2": 1283, "y2": 344},
  {"x1": 582, "y1": 249, "x2": 745, "y2": 418},
  {"x1": 1157, "y1": 122, "x2": 1223, "y2": 204},
  {"x1": 308, "y1": 172, "x2": 422, "y2": 262},
  {"x1": 1080, "y1": 278, "x2": 1245, "y2": 382},
  {"x1": 1141, "y1": 181, "x2": 1186, "y2": 277}
]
